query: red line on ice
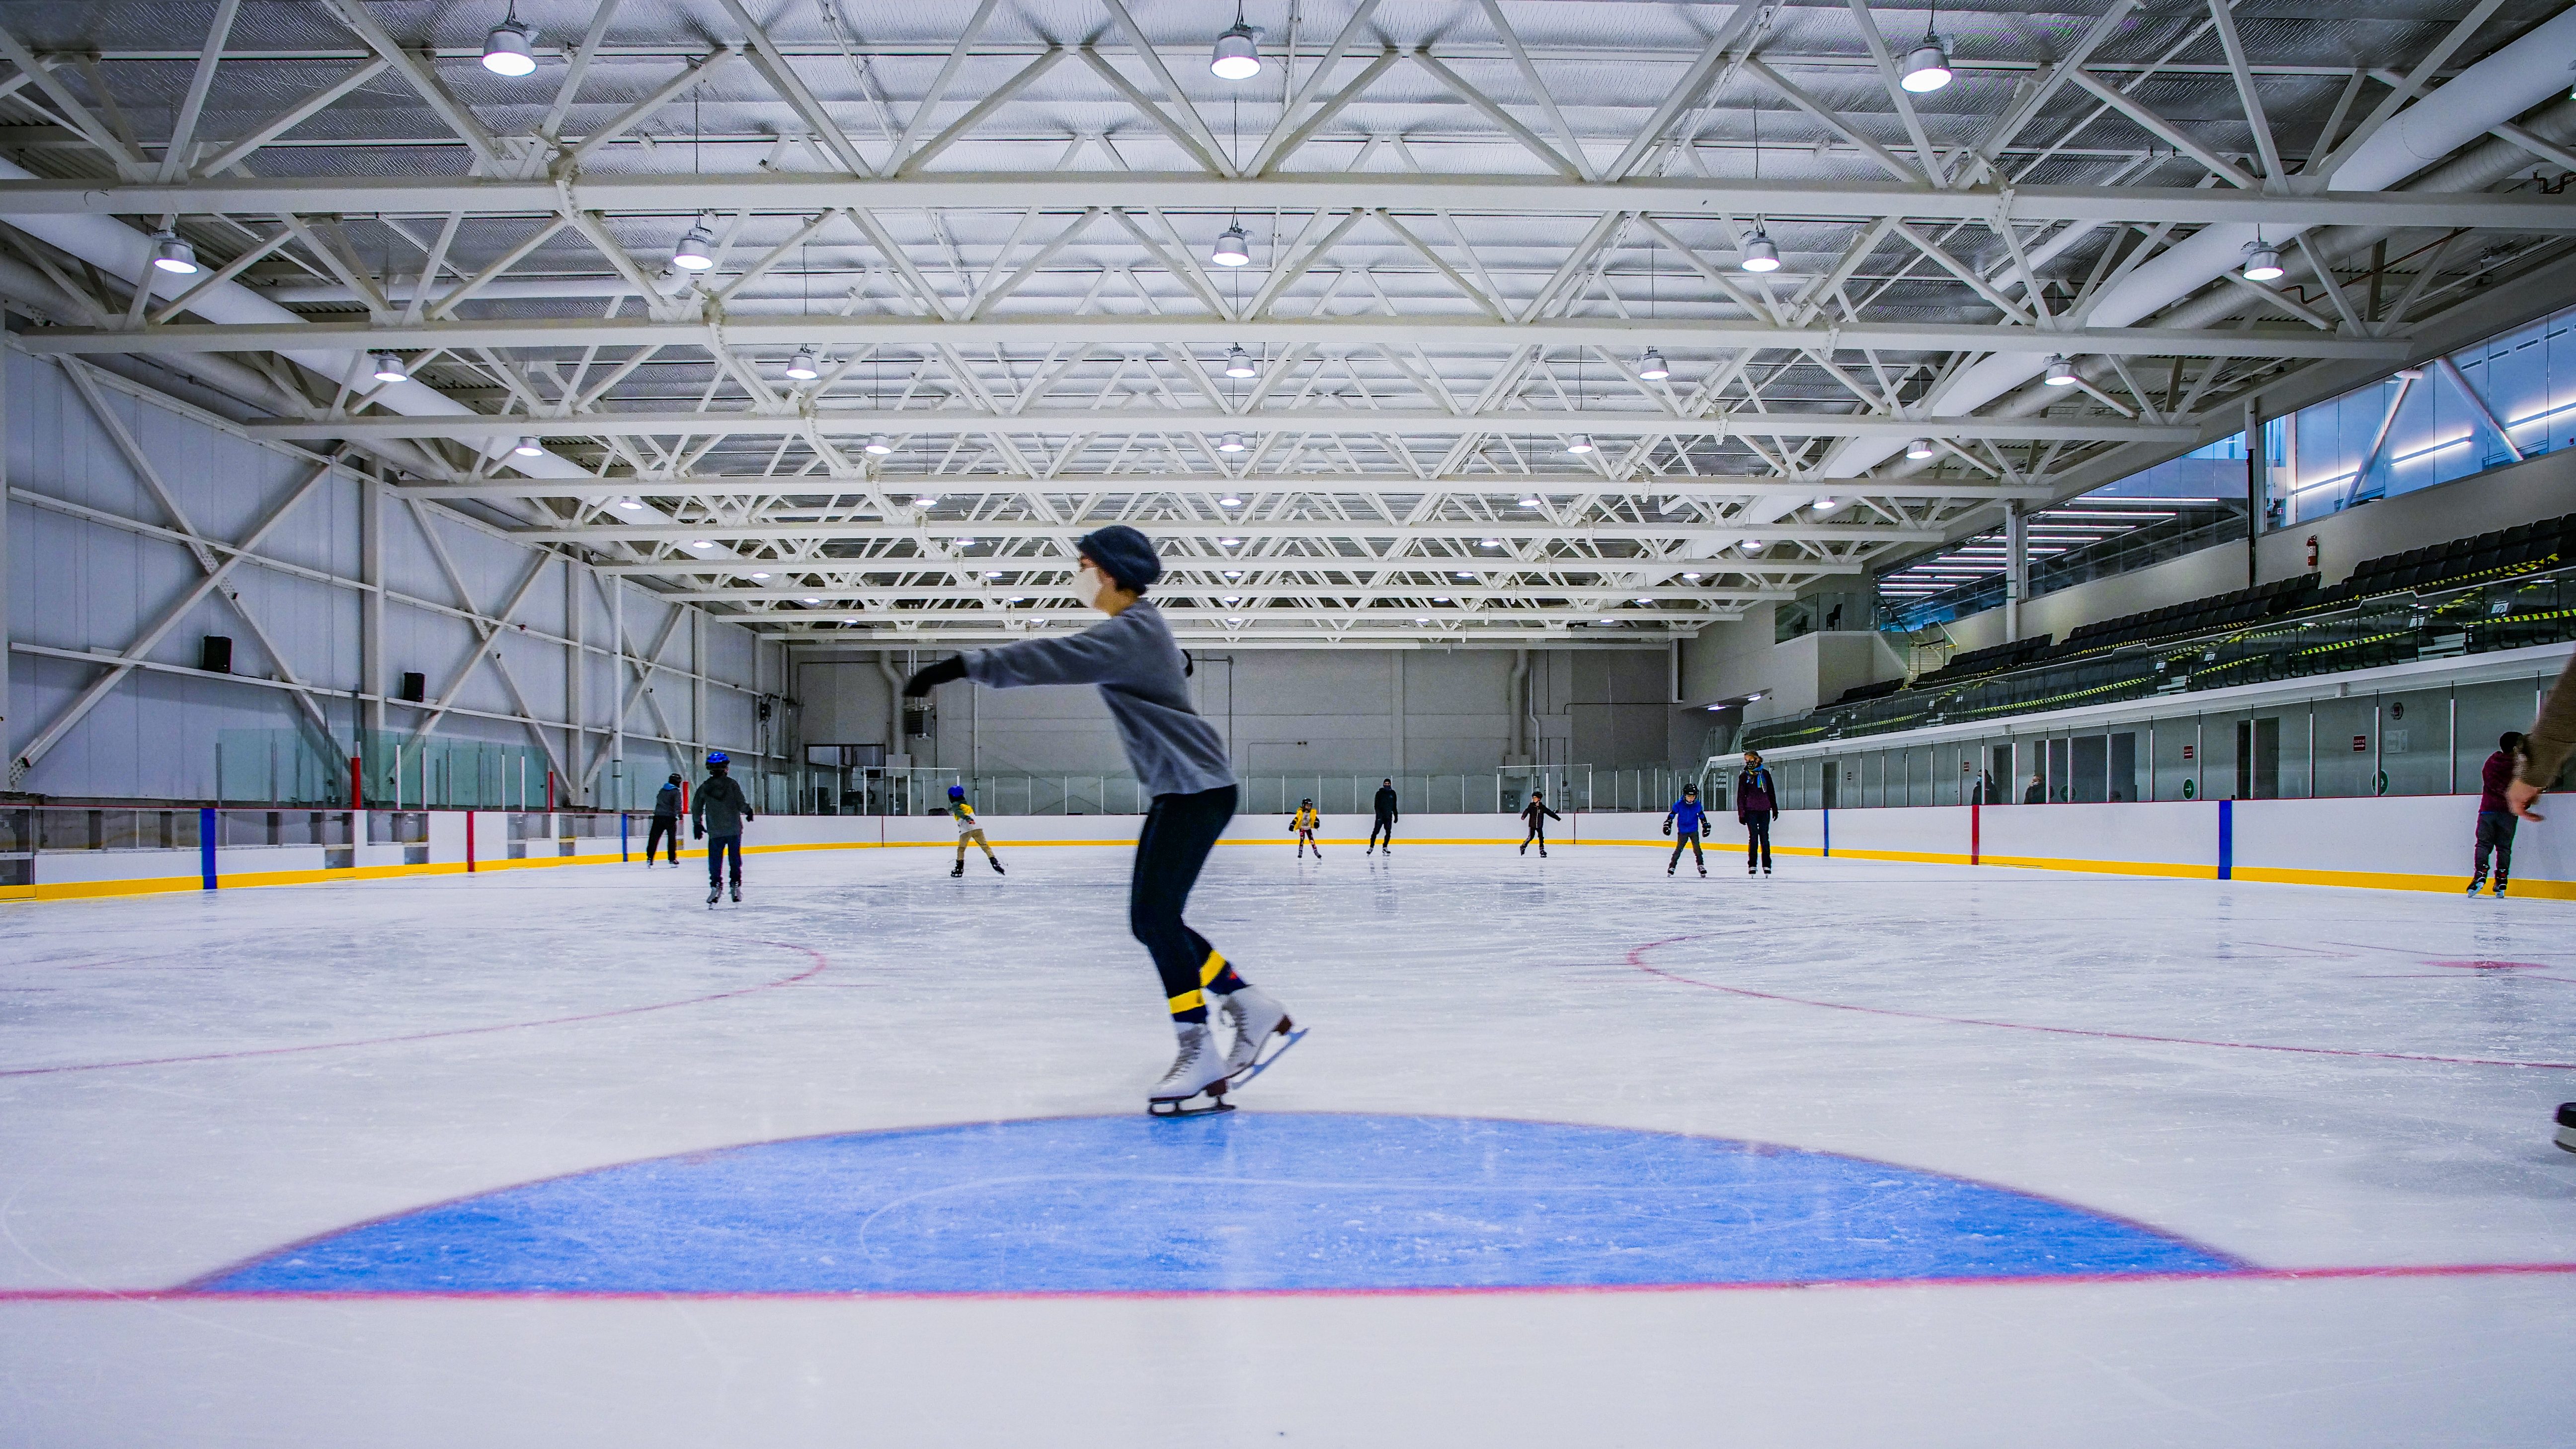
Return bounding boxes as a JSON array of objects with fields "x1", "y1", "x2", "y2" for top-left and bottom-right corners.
[
  {"x1": 0, "y1": 939, "x2": 828, "y2": 1078},
  {"x1": 1624, "y1": 933, "x2": 2576, "y2": 1070}
]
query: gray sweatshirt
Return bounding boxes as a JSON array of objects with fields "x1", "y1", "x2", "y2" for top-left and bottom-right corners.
[{"x1": 964, "y1": 601, "x2": 1235, "y2": 798}]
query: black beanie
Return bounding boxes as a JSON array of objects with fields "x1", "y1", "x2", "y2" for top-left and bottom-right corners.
[{"x1": 1076, "y1": 525, "x2": 1161, "y2": 592}]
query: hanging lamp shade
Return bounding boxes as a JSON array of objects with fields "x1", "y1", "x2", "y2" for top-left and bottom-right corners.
[
  {"x1": 1900, "y1": 40, "x2": 1952, "y2": 93},
  {"x1": 1210, "y1": 23, "x2": 1262, "y2": 80},
  {"x1": 1739, "y1": 230, "x2": 1781, "y2": 273},
  {"x1": 1211, "y1": 224, "x2": 1251, "y2": 267},
  {"x1": 671, "y1": 225, "x2": 716, "y2": 271},
  {"x1": 482, "y1": 19, "x2": 538, "y2": 77},
  {"x1": 785, "y1": 348, "x2": 820, "y2": 381}
]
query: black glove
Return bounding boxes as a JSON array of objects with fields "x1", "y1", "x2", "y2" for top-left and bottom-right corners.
[
  {"x1": 692, "y1": 823, "x2": 703, "y2": 839},
  {"x1": 1661, "y1": 820, "x2": 1672, "y2": 836},
  {"x1": 903, "y1": 655, "x2": 967, "y2": 697}
]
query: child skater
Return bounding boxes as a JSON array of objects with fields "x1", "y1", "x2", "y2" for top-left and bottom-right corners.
[
  {"x1": 1738, "y1": 749, "x2": 1780, "y2": 876},
  {"x1": 1289, "y1": 798, "x2": 1322, "y2": 857},
  {"x1": 903, "y1": 525, "x2": 1296, "y2": 1116},
  {"x1": 1519, "y1": 789, "x2": 1561, "y2": 857},
  {"x1": 948, "y1": 783, "x2": 1004, "y2": 877},
  {"x1": 1664, "y1": 782, "x2": 1710, "y2": 876},
  {"x1": 1368, "y1": 779, "x2": 1398, "y2": 854}
]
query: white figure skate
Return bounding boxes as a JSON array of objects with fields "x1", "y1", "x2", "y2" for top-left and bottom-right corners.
[
  {"x1": 1219, "y1": 985, "x2": 1305, "y2": 1086},
  {"x1": 1148, "y1": 1022, "x2": 1232, "y2": 1117}
]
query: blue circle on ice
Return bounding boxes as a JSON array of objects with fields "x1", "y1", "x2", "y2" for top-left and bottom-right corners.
[{"x1": 194, "y1": 1114, "x2": 2242, "y2": 1294}]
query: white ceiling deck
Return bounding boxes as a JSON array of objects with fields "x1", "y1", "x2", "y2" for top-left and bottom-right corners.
[{"x1": 1, "y1": 0, "x2": 2571, "y2": 645}]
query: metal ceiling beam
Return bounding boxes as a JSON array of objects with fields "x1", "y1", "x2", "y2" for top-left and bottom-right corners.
[
  {"x1": 26, "y1": 316, "x2": 2410, "y2": 363},
  {"x1": 518, "y1": 521, "x2": 1936, "y2": 545},
  {"x1": 5, "y1": 174, "x2": 2569, "y2": 232},
  {"x1": 397, "y1": 475, "x2": 2060, "y2": 501}
]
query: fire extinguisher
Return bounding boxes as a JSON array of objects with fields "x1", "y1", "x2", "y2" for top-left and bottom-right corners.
[{"x1": 2305, "y1": 534, "x2": 2319, "y2": 570}]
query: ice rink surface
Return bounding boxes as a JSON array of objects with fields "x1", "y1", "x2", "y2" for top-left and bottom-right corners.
[{"x1": 3, "y1": 837, "x2": 2574, "y2": 1447}]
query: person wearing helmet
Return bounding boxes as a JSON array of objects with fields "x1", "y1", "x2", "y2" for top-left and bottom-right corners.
[
  {"x1": 947, "y1": 783, "x2": 1002, "y2": 878},
  {"x1": 1288, "y1": 798, "x2": 1323, "y2": 858},
  {"x1": 1664, "y1": 783, "x2": 1710, "y2": 877},
  {"x1": 1519, "y1": 789, "x2": 1561, "y2": 857},
  {"x1": 645, "y1": 771, "x2": 685, "y2": 867},
  {"x1": 691, "y1": 750, "x2": 753, "y2": 906},
  {"x1": 902, "y1": 524, "x2": 1297, "y2": 1117}
]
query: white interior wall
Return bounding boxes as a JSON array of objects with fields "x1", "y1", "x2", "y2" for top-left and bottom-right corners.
[
  {"x1": 2, "y1": 350, "x2": 782, "y2": 805},
  {"x1": 794, "y1": 644, "x2": 1680, "y2": 778}
]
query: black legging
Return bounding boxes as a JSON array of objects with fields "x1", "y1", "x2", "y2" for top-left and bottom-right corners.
[
  {"x1": 645, "y1": 815, "x2": 679, "y2": 863},
  {"x1": 1669, "y1": 833, "x2": 1703, "y2": 869},
  {"x1": 1369, "y1": 817, "x2": 1394, "y2": 849},
  {"x1": 1744, "y1": 815, "x2": 1773, "y2": 871},
  {"x1": 1131, "y1": 785, "x2": 1249, "y2": 1024},
  {"x1": 705, "y1": 833, "x2": 741, "y2": 886}
]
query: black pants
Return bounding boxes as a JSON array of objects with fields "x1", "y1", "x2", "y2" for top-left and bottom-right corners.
[
  {"x1": 1369, "y1": 817, "x2": 1394, "y2": 849},
  {"x1": 1744, "y1": 815, "x2": 1772, "y2": 871},
  {"x1": 705, "y1": 832, "x2": 741, "y2": 887},
  {"x1": 1132, "y1": 786, "x2": 1249, "y2": 1023},
  {"x1": 1522, "y1": 824, "x2": 1548, "y2": 853},
  {"x1": 2474, "y1": 810, "x2": 2516, "y2": 881},
  {"x1": 646, "y1": 815, "x2": 679, "y2": 863},
  {"x1": 1669, "y1": 833, "x2": 1703, "y2": 869}
]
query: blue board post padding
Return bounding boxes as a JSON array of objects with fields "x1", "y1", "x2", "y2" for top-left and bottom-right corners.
[
  {"x1": 196, "y1": 1115, "x2": 2242, "y2": 1295},
  {"x1": 2217, "y1": 798, "x2": 2233, "y2": 880},
  {"x1": 199, "y1": 807, "x2": 217, "y2": 890},
  {"x1": 1821, "y1": 806, "x2": 1831, "y2": 857}
]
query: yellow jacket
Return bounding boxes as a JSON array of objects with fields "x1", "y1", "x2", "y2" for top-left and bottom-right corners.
[{"x1": 1289, "y1": 806, "x2": 1320, "y2": 831}]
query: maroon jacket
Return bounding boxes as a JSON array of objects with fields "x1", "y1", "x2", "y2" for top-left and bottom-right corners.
[
  {"x1": 2479, "y1": 751, "x2": 2516, "y2": 814},
  {"x1": 1737, "y1": 766, "x2": 1780, "y2": 822}
]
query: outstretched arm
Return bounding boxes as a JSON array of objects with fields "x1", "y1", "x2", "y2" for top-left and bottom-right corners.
[
  {"x1": 961, "y1": 615, "x2": 1150, "y2": 691},
  {"x1": 902, "y1": 655, "x2": 967, "y2": 696}
]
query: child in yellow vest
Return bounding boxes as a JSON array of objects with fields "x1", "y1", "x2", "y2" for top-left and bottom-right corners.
[
  {"x1": 1288, "y1": 800, "x2": 1322, "y2": 858},
  {"x1": 947, "y1": 785, "x2": 1003, "y2": 877}
]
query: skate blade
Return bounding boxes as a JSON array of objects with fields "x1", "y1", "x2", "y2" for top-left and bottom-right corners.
[
  {"x1": 1149, "y1": 1095, "x2": 1235, "y2": 1118},
  {"x1": 1227, "y1": 1026, "x2": 1308, "y2": 1087}
]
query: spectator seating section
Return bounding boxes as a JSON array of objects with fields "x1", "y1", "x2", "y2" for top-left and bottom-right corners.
[
  {"x1": 2052, "y1": 575, "x2": 2319, "y2": 656},
  {"x1": 1742, "y1": 510, "x2": 2576, "y2": 752},
  {"x1": 1908, "y1": 635, "x2": 2055, "y2": 691},
  {"x1": 1825, "y1": 678, "x2": 1905, "y2": 708},
  {"x1": 2318, "y1": 510, "x2": 2576, "y2": 604}
]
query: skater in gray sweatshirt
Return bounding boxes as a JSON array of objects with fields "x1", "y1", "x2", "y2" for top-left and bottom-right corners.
[{"x1": 904, "y1": 525, "x2": 1297, "y2": 1115}]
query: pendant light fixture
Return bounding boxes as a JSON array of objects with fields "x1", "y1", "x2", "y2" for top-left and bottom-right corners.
[
  {"x1": 785, "y1": 347, "x2": 820, "y2": 381},
  {"x1": 1210, "y1": 2, "x2": 1263, "y2": 81},
  {"x1": 370, "y1": 352, "x2": 410, "y2": 383},
  {"x1": 512, "y1": 435, "x2": 544, "y2": 456},
  {"x1": 1224, "y1": 344, "x2": 1258, "y2": 378},
  {"x1": 482, "y1": 4, "x2": 538, "y2": 77},
  {"x1": 671, "y1": 223, "x2": 715, "y2": 271},
  {"x1": 1211, "y1": 224, "x2": 1251, "y2": 267},
  {"x1": 865, "y1": 434, "x2": 895, "y2": 456},
  {"x1": 1638, "y1": 348, "x2": 1670, "y2": 381},
  {"x1": 2043, "y1": 354, "x2": 2079, "y2": 387},
  {"x1": 1565, "y1": 433, "x2": 1596, "y2": 456},
  {"x1": 2241, "y1": 238, "x2": 2284, "y2": 282},
  {"x1": 1901, "y1": 0, "x2": 1952, "y2": 93},
  {"x1": 1740, "y1": 107, "x2": 1780, "y2": 272},
  {"x1": 1905, "y1": 437, "x2": 1935, "y2": 460},
  {"x1": 149, "y1": 230, "x2": 198, "y2": 275},
  {"x1": 1216, "y1": 431, "x2": 1248, "y2": 454}
]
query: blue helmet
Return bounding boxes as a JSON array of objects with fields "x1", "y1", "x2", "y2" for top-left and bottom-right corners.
[
  {"x1": 706, "y1": 750, "x2": 728, "y2": 767},
  {"x1": 948, "y1": 784, "x2": 966, "y2": 800}
]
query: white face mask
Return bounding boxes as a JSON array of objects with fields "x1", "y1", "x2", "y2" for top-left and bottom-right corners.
[{"x1": 1071, "y1": 563, "x2": 1109, "y2": 610}]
